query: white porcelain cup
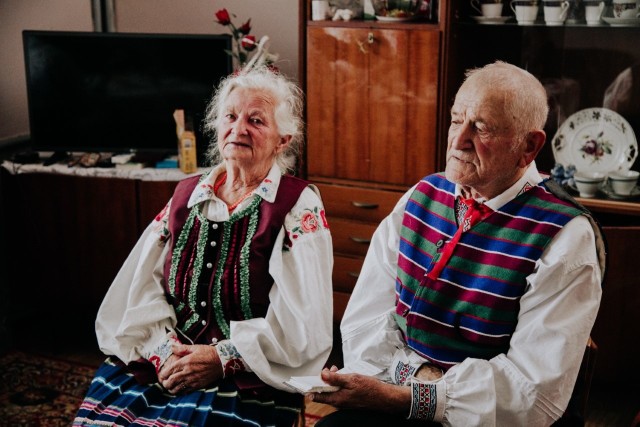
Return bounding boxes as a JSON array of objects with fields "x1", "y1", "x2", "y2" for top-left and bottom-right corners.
[
  {"x1": 574, "y1": 171, "x2": 605, "y2": 198},
  {"x1": 612, "y1": 0, "x2": 639, "y2": 18},
  {"x1": 312, "y1": 0, "x2": 330, "y2": 20},
  {"x1": 584, "y1": 1, "x2": 605, "y2": 25},
  {"x1": 608, "y1": 170, "x2": 639, "y2": 195},
  {"x1": 471, "y1": 0, "x2": 505, "y2": 17},
  {"x1": 510, "y1": 1, "x2": 540, "y2": 24},
  {"x1": 543, "y1": 0, "x2": 570, "y2": 25}
]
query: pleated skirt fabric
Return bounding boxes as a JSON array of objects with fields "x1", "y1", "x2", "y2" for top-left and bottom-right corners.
[{"x1": 73, "y1": 358, "x2": 301, "y2": 427}]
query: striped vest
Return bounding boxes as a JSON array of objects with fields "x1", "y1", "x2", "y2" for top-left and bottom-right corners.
[
  {"x1": 163, "y1": 174, "x2": 308, "y2": 345},
  {"x1": 396, "y1": 174, "x2": 584, "y2": 369}
]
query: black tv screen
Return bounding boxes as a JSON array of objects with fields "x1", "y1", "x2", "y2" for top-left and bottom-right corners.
[{"x1": 23, "y1": 30, "x2": 232, "y2": 158}]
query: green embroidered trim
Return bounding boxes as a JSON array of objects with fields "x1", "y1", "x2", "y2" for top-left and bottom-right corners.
[
  {"x1": 168, "y1": 206, "x2": 198, "y2": 297},
  {"x1": 191, "y1": 209, "x2": 209, "y2": 307},
  {"x1": 239, "y1": 203, "x2": 259, "y2": 320},
  {"x1": 212, "y1": 196, "x2": 262, "y2": 338}
]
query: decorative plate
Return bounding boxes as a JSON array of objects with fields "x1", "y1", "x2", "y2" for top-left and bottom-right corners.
[
  {"x1": 551, "y1": 108, "x2": 638, "y2": 174},
  {"x1": 602, "y1": 17, "x2": 640, "y2": 27},
  {"x1": 471, "y1": 16, "x2": 511, "y2": 24}
]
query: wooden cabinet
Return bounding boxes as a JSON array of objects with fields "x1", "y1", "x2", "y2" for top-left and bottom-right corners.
[
  {"x1": 306, "y1": 26, "x2": 440, "y2": 186},
  {"x1": 0, "y1": 170, "x2": 178, "y2": 349},
  {"x1": 301, "y1": 4, "x2": 447, "y2": 327},
  {"x1": 301, "y1": 0, "x2": 640, "y2": 385},
  {"x1": 314, "y1": 183, "x2": 404, "y2": 321}
]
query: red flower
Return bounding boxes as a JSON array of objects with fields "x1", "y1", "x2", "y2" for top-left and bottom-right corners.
[
  {"x1": 300, "y1": 212, "x2": 319, "y2": 233},
  {"x1": 238, "y1": 19, "x2": 252, "y2": 35},
  {"x1": 215, "y1": 9, "x2": 231, "y2": 25},
  {"x1": 241, "y1": 35, "x2": 257, "y2": 51}
]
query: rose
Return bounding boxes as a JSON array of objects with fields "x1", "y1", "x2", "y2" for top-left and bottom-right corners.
[
  {"x1": 238, "y1": 19, "x2": 252, "y2": 35},
  {"x1": 215, "y1": 9, "x2": 231, "y2": 25},
  {"x1": 300, "y1": 212, "x2": 319, "y2": 233},
  {"x1": 582, "y1": 140, "x2": 597, "y2": 155},
  {"x1": 214, "y1": 9, "x2": 276, "y2": 70},
  {"x1": 241, "y1": 35, "x2": 257, "y2": 51}
]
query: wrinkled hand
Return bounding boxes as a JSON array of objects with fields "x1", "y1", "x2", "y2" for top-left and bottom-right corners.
[
  {"x1": 309, "y1": 366, "x2": 411, "y2": 413},
  {"x1": 158, "y1": 344, "x2": 223, "y2": 395}
]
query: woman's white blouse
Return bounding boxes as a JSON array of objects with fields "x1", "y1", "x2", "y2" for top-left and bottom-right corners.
[{"x1": 95, "y1": 163, "x2": 334, "y2": 391}]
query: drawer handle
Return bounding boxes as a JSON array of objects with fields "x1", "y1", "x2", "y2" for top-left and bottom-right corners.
[
  {"x1": 348, "y1": 271, "x2": 360, "y2": 278},
  {"x1": 352, "y1": 201, "x2": 379, "y2": 209},
  {"x1": 350, "y1": 236, "x2": 371, "y2": 244}
]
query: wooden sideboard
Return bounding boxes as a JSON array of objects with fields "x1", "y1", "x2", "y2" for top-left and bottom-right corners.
[{"x1": 0, "y1": 168, "x2": 179, "y2": 350}]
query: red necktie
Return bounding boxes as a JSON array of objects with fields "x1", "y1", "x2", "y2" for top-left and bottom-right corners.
[{"x1": 426, "y1": 198, "x2": 492, "y2": 281}]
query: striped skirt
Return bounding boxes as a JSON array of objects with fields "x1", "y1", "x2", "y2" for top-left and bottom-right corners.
[{"x1": 73, "y1": 358, "x2": 302, "y2": 427}]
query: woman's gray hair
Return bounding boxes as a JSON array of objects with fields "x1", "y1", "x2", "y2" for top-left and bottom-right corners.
[{"x1": 202, "y1": 66, "x2": 304, "y2": 173}]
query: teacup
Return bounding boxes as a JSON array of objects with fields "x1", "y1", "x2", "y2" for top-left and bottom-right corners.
[
  {"x1": 510, "y1": 0, "x2": 540, "y2": 24},
  {"x1": 471, "y1": 0, "x2": 505, "y2": 17},
  {"x1": 543, "y1": 0, "x2": 570, "y2": 25},
  {"x1": 584, "y1": 0, "x2": 605, "y2": 25},
  {"x1": 612, "y1": 0, "x2": 639, "y2": 19},
  {"x1": 574, "y1": 171, "x2": 605, "y2": 198},
  {"x1": 608, "y1": 170, "x2": 639, "y2": 195},
  {"x1": 311, "y1": 0, "x2": 330, "y2": 20}
]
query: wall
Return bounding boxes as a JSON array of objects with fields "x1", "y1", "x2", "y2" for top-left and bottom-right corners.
[{"x1": 0, "y1": 0, "x2": 299, "y2": 146}]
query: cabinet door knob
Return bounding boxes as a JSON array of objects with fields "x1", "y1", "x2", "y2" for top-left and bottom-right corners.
[
  {"x1": 368, "y1": 32, "x2": 374, "y2": 44},
  {"x1": 352, "y1": 201, "x2": 379, "y2": 209},
  {"x1": 350, "y1": 236, "x2": 371, "y2": 244}
]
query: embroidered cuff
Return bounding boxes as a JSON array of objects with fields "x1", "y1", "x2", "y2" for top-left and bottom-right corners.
[
  {"x1": 393, "y1": 359, "x2": 419, "y2": 386},
  {"x1": 147, "y1": 332, "x2": 180, "y2": 374},
  {"x1": 216, "y1": 339, "x2": 252, "y2": 378},
  {"x1": 408, "y1": 381, "x2": 437, "y2": 421},
  {"x1": 408, "y1": 378, "x2": 446, "y2": 422}
]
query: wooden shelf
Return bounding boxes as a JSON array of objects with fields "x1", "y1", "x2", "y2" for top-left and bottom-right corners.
[{"x1": 576, "y1": 196, "x2": 640, "y2": 216}]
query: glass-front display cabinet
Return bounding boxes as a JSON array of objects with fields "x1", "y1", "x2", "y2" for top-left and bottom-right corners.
[{"x1": 443, "y1": 0, "x2": 640, "y2": 179}]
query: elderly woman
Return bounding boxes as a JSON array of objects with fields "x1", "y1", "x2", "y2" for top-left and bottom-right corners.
[{"x1": 74, "y1": 67, "x2": 333, "y2": 426}]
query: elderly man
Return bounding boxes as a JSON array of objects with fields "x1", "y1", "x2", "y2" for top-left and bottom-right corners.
[{"x1": 311, "y1": 61, "x2": 605, "y2": 426}]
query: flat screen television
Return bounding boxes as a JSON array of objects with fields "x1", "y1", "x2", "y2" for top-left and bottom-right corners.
[{"x1": 22, "y1": 30, "x2": 233, "y2": 163}]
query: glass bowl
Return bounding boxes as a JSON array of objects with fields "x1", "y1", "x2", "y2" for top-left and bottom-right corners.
[{"x1": 371, "y1": 0, "x2": 423, "y2": 19}]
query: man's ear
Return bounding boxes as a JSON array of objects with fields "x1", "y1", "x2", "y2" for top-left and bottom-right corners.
[{"x1": 519, "y1": 130, "x2": 546, "y2": 168}]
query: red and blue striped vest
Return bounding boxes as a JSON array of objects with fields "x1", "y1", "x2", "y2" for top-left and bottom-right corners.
[
  {"x1": 163, "y1": 174, "x2": 308, "y2": 345},
  {"x1": 396, "y1": 174, "x2": 584, "y2": 369}
]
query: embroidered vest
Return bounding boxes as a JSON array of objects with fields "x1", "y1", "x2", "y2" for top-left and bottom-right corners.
[
  {"x1": 396, "y1": 174, "x2": 585, "y2": 368},
  {"x1": 164, "y1": 174, "x2": 308, "y2": 345}
]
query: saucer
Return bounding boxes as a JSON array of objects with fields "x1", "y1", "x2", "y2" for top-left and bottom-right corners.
[
  {"x1": 472, "y1": 16, "x2": 511, "y2": 24},
  {"x1": 600, "y1": 183, "x2": 640, "y2": 200},
  {"x1": 602, "y1": 17, "x2": 640, "y2": 26}
]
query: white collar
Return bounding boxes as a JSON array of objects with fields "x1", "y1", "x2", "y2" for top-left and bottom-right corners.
[
  {"x1": 454, "y1": 162, "x2": 543, "y2": 211},
  {"x1": 187, "y1": 162, "x2": 284, "y2": 209}
]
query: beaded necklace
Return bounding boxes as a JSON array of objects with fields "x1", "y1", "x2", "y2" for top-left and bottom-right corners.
[{"x1": 214, "y1": 171, "x2": 257, "y2": 213}]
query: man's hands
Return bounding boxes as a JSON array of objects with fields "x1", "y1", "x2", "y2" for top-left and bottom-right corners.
[
  {"x1": 158, "y1": 344, "x2": 223, "y2": 394},
  {"x1": 309, "y1": 366, "x2": 412, "y2": 414}
]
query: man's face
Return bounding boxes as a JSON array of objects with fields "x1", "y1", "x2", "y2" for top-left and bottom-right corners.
[{"x1": 445, "y1": 80, "x2": 526, "y2": 199}]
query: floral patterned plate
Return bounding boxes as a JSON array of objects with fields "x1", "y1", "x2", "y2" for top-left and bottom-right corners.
[{"x1": 552, "y1": 108, "x2": 638, "y2": 174}]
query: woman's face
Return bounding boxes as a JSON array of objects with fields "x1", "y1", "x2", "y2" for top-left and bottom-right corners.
[{"x1": 217, "y1": 87, "x2": 288, "y2": 171}]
